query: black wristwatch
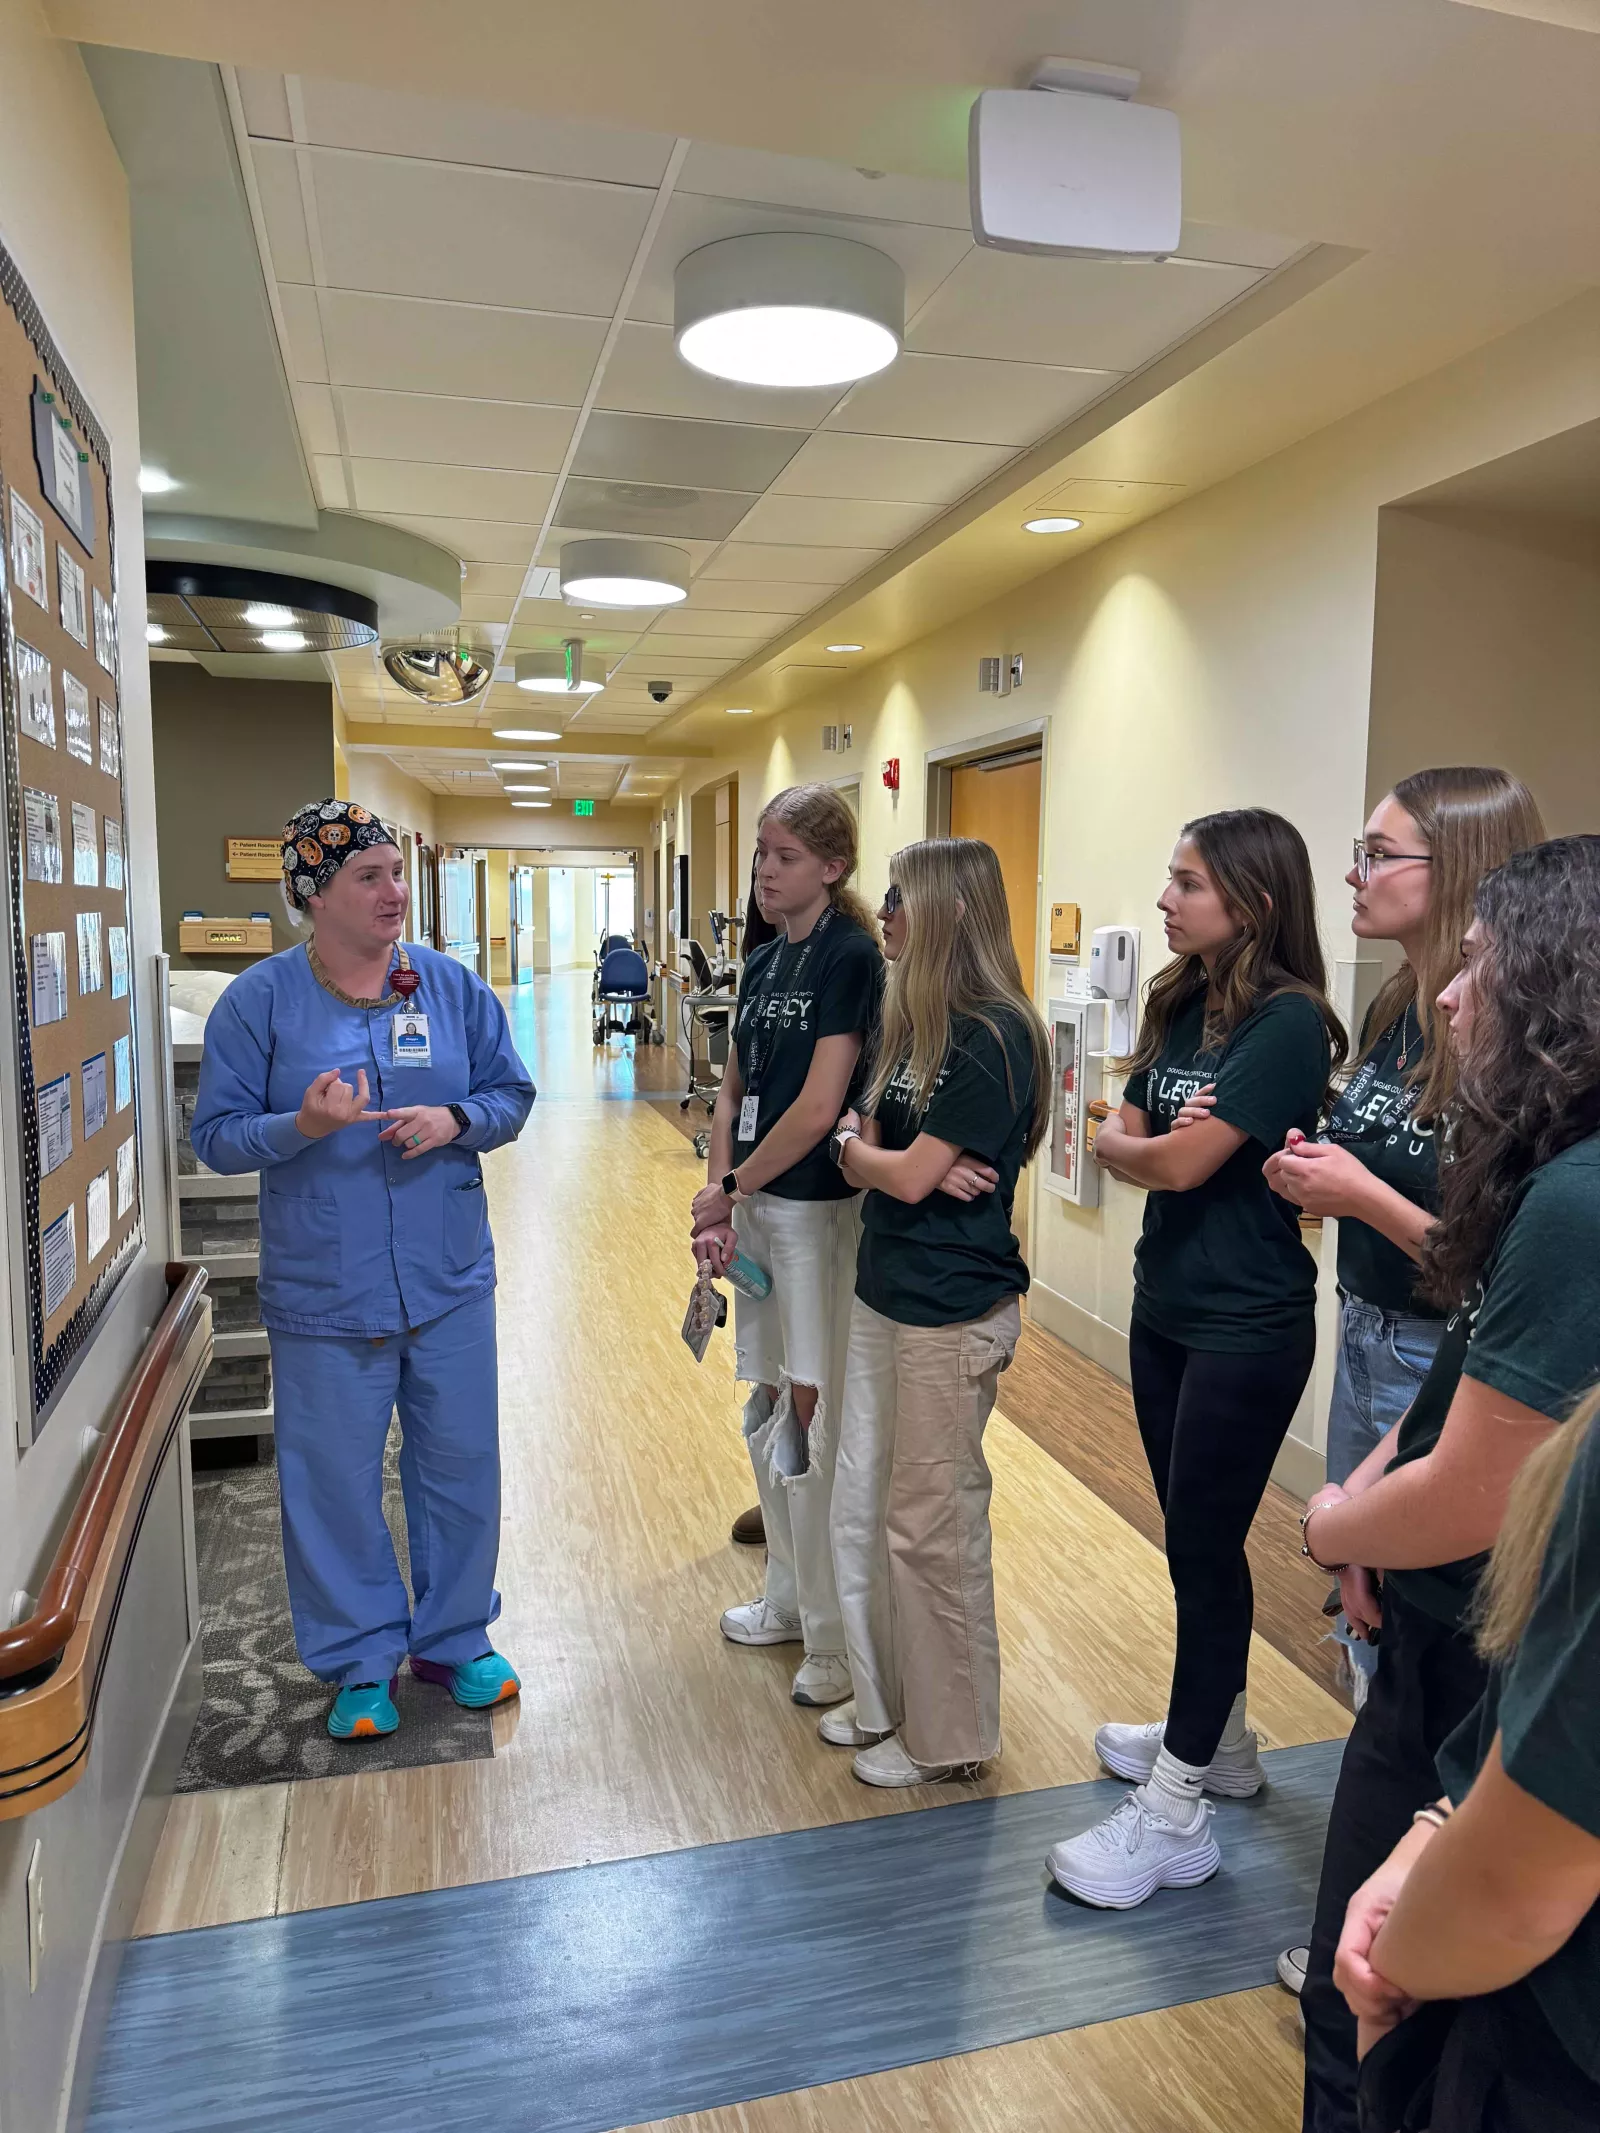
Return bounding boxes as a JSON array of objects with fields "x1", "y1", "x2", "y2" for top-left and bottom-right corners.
[
  {"x1": 448, "y1": 1103, "x2": 472, "y2": 1138},
  {"x1": 720, "y1": 1170, "x2": 741, "y2": 1201}
]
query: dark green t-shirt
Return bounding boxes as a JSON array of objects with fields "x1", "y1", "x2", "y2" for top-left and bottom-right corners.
[
  {"x1": 734, "y1": 912, "x2": 882, "y2": 1201},
  {"x1": 1388, "y1": 1133, "x2": 1600, "y2": 1626},
  {"x1": 1123, "y1": 989, "x2": 1331, "y2": 1352},
  {"x1": 856, "y1": 1010, "x2": 1035, "y2": 1329},
  {"x1": 1325, "y1": 1004, "x2": 1441, "y2": 1317},
  {"x1": 1437, "y1": 1414, "x2": 1600, "y2": 2081}
]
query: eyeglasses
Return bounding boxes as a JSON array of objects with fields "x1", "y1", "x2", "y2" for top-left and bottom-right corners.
[
  {"x1": 880, "y1": 882, "x2": 902, "y2": 916},
  {"x1": 1352, "y1": 839, "x2": 1433, "y2": 885}
]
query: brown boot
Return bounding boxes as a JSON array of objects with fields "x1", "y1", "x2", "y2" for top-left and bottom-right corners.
[{"x1": 730, "y1": 1504, "x2": 765, "y2": 1547}]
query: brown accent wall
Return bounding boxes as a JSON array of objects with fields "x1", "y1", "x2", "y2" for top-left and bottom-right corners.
[{"x1": 150, "y1": 663, "x2": 336, "y2": 969}]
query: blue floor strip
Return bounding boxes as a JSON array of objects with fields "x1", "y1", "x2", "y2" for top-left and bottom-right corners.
[{"x1": 89, "y1": 1739, "x2": 1342, "y2": 2133}]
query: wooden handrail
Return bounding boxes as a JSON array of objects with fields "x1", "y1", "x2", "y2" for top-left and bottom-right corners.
[{"x1": 0, "y1": 1264, "x2": 209, "y2": 1687}]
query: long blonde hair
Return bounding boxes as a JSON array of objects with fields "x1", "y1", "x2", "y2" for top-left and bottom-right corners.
[
  {"x1": 1364, "y1": 767, "x2": 1545, "y2": 1121},
  {"x1": 866, "y1": 837, "x2": 1051, "y2": 1160},
  {"x1": 1476, "y1": 1384, "x2": 1598, "y2": 1663},
  {"x1": 757, "y1": 784, "x2": 878, "y2": 940}
]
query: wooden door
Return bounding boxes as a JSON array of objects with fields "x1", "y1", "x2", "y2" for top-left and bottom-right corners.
[{"x1": 949, "y1": 756, "x2": 1041, "y2": 995}]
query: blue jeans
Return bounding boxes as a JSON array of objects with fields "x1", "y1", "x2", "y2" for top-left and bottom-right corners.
[{"x1": 1326, "y1": 1293, "x2": 1443, "y2": 1677}]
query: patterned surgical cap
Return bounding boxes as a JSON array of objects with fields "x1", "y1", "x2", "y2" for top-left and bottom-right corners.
[{"x1": 282, "y1": 799, "x2": 399, "y2": 909}]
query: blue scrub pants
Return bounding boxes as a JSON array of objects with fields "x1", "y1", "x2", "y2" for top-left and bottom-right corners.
[{"x1": 268, "y1": 1292, "x2": 503, "y2": 1687}]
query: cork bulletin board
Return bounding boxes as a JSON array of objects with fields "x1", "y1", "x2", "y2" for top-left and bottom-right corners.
[{"x1": 0, "y1": 236, "x2": 143, "y2": 1440}]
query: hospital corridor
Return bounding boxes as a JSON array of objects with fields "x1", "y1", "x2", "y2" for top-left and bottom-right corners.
[{"x1": 0, "y1": 6, "x2": 1598, "y2": 2132}]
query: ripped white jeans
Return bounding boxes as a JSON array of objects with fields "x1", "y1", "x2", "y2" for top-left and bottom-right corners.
[{"x1": 732, "y1": 1191, "x2": 859, "y2": 1659}]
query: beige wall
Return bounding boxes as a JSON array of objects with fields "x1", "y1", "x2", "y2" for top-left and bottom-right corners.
[
  {"x1": 1367, "y1": 506, "x2": 1600, "y2": 834},
  {"x1": 344, "y1": 750, "x2": 438, "y2": 845},
  {"x1": 0, "y1": 11, "x2": 193, "y2": 2127},
  {"x1": 433, "y1": 794, "x2": 647, "y2": 853},
  {"x1": 486, "y1": 850, "x2": 512, "y2": 986},
  {"x1": 663, "y1": 290, "x2": 1600, "y2": 1475}
]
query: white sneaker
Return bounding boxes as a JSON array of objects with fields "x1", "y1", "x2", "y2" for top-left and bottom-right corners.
[
  {"x1": 1276, "y1": 1944, "x2": 1309, "y2": 1996},
  {"x1": 852, "y1": 1736, "x2": 982, "y2": 1788},
  {"x1": 818, "y1": 1698, "x2": 892, "y2": 1748},
  {"x1": 719, "y1": 1598, "x2": 803, "y2": 1646},
  {"x1": 1094, "y1": 1718, "x2": 1264, "y2": 1799},
  {"x1": 1046, "y1": 1789, "x2": 1221, "y2": 1910},
  {"x1": 791, "y1": 1653, "x2": 852, "y2": 1707}
]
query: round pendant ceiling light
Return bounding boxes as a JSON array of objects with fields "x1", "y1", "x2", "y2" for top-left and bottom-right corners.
[
  {"x1": 675, "y1": 233, "x2": 904, "y2": 389},
  {"x1": 381, "y1": 644, "x2": 493, "y2": 706},
  {"x1": 559, "y1": 538, "x2": 690, "y2": 610},
  {"x1": 514, "y1": 638, "x2": 606, "y2": 695},
  {"x1": 146, "y1": 561, "x2": 379, "y2": 654}
]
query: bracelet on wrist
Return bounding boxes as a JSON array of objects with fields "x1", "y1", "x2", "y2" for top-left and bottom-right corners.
[
  {"x1": 1300, "y1": 1500, "x2": 1349, "y2": 1573},
  {"x1": 1412, "y1": 1804, "x2": 1450, "y2": 1832}
]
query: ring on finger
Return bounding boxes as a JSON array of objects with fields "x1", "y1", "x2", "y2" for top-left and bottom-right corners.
[{"x1": 408, "y1": 1132, "x2": 422, "y2": 1147}]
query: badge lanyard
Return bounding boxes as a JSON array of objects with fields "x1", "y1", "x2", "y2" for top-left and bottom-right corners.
[
  {"x1": 387, "y1": 947, "x2": 432, "y2": 1066},
  {"x1": 736, "y1": 906, "x2": 832, "y2": 1141}
]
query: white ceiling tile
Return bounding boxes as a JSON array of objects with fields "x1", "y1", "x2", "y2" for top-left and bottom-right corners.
[
  {"x1": 1176, "y1": 220, "x2": 1302, "y2": 271},
  {"x1": 463, "y1": 563, "x2": 534, "y2": 602},
  {"x1": 279, "y1": 281, "x2": 328, "y2": 383},
  {"x1": 573, "y1": 411, "x2": 804, "y2": 492},
  {"x1": 825, "y1": 351, "x2": 1115, "y2": 446},
  {"x1": 237, "y1": 67, "x2": 292, "y2": 140},
  {"x1": 678, "y1": 144, "x2": 970, "y2": 229},
  {"x1": 307, "y1": 148, "x2": 652, "y2": 314},
  {"x1": 770, "y1": 431, "x2": 1012, "y2": 506},
  {"x1": 536, "y1": 528, "x2": 720, "y2": 574},
  {"x1": 293, "y1": 381, "x2": 341, "y2": 457},
  {"x1": 460, "y1": 592, "x2": 516, "y2": 624},
  {"x1": 652, "y1": 605, "x2": 799, "y2": 638},
  {"x1": 703, "y1": 542, "x2": 885, "y2": 583},
  {"x1": 634, "y1": 630, "x2": 769, "y2": 660},
  {"x1": 316, "y1": 291, "x2": 606, "y2": 404},
  {"x1": 730, "y1": 492, "x2": 935, "y2": 548},
  {"x1": 292, "y1": 77, "x2": 676, "y2": 185},
  {"x1": 312, "y1": 454, "x2": 349, "y2": 508},
  {"x1": 369, "y1": 514, "x2": 542, "y2": 565},
  {"x1": 338, "y1": 388, "x2": 577, "y2": 472},
  {"x1": 629, "y1": 196, "x2": 971, "y2": 326},
  {"x1": 676, "y1": 577, "x2": 817, "y2": 615},
  {"x1": 595, "y1": 322, "x2": 837, "y2": 427},
  {"x1": 350, "y1": 460, "x2": 557, "y2": 522},
  {"x1": 250, "y1": 140, "x2": 314, "y2": 284},
  {"x1": 908, "y1": 252, "x2": 1263, "y2": 369}
]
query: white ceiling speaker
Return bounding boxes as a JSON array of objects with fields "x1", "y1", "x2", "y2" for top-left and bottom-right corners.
[
  {"x1": 970, "y1": 58, "x2": 1181, "y2": 259},
  {"x1": 559, "y1": 538, "x2": 689, "y2": 609},
  {"x1": 514, "y1": 639, "x2": 606, "y2": 695},
  {"x1": 674, "y1": 233, "x2": 904, "y2": 389}
]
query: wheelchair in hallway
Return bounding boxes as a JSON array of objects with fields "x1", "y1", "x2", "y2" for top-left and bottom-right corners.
[{"x1": 592, "y1": 937, "x2": 655, "y2": 1047}]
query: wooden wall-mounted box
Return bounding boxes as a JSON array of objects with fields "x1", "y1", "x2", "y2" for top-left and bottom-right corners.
[{"x1": 177, "y1": 918, "x2": 273, "y2": 956}]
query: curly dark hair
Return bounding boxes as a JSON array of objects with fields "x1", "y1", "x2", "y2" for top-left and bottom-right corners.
[{"x1": 1422, "y1": 835, "x2": 1600, "y2": 1307}]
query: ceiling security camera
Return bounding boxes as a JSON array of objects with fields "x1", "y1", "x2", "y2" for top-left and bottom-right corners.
[{"x1": 648, "y1": 679, "x2": 673, "y2": 704}]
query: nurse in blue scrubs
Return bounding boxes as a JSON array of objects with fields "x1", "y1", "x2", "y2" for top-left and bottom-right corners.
[{"x1": 191, "y1": 801, "x2": 535, "y2": 1740}]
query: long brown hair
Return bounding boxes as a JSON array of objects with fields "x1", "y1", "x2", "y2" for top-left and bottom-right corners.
[
  {"x1": 1364, "y1": 767, "x2": 1544, "y2": 1121},
  {"x1": 1422, "y1": 835, "x2": 1600, "y2": 1308},
  {"x1": 1121, "y1": 808, "x2": 1346, "y2": 1086},
  {"x1": 866, "y1": 838, "x2": 1051, "y2": 1161},
  {"x1": 757, "y1": 784, "x2": 878, "y2": 940},
  {"x1": 1476, "y1": 1384, "x2": 1598, "y2": 1663}
]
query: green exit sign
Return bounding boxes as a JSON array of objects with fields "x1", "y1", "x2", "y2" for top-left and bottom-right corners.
[{"x1": 573, "y1": 799, "x2": 595, "y2": 817}]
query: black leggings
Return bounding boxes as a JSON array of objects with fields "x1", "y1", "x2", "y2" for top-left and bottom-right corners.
[{"x1": 1129, "y1": 1317, "x2": 1316, "y2": 1768}]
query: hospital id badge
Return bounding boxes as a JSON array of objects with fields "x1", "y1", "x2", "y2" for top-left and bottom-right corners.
[
  {"x1": 392, "y1": 1012, "x2": 432, "y2": 1066},
  {"x1": 738, "y1": 1093, "x2": 759, "y2": 1142}
]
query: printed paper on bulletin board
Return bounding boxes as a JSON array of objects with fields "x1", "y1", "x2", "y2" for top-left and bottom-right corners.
[{"x1": 0, "y1": 238, "x2": 143, "y2": 1436}]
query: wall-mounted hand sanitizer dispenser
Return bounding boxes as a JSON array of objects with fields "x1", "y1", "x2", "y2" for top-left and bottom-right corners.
[{"x1": 1089, "y1": 925, "x2": 1139, "y2": 1056}]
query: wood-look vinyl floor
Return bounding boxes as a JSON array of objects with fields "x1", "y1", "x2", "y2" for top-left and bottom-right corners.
[
  {"x1": 629, "y1": 1986, "x2": 1307, "y2": 2133},
  {"x1": 137, "y1": 1022, "x2": 1346, "y2": 1937}
]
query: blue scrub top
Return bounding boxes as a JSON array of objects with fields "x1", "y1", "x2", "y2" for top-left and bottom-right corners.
[{"x1": 191, "y1": 942, "x2": 535, "y2": 1337}]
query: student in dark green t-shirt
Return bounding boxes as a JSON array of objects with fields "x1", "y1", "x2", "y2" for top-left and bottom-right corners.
[
  {"x1": 1046, "y1": 808, "x2": 1346, "y2": 1913},
  {"x1": 1300, "y1": 835, "x2": 1600, "y2": 2133},
  {"x1": 1331, "y1": 1386, "x2": 1600, "y2": 2132},
  {"x1": 827, "y1": 837, "x2": 1050, "y2": 1789}
]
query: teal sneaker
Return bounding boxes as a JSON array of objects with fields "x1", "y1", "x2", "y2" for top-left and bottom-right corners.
[
  {"x1": 328, "y1": 1677, "x2": 400, "y2": 1740},
  {"x1": 411, "y1": 1651, "x2": 520, "y2": 1709}
]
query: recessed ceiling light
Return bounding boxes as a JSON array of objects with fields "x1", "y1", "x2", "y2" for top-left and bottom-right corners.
[
  {"x1": 502, "y1": 784, "x2": 550, "y2": 794},
  {"x1": 512, "y1": 800, "x2": 552, "y2": 809},
  {"x1": 146, "y1": 622, "x2": 167, "y2": 644},
  {"x1": 260, "y1": 629, "x2": 309, "y2": 652},
  {"x1": 243, "y1": 603, "x2": 295, "y2": 628},
  {"x1": 492, "y1": 760, "x2": 546, "y2": 772},
  {"x1": 560, "y1": 538, "x2": 689, "y2": 610},
  {"x1": 825, "y1": 643, "x2": 864, "y2": 653},
  {"x1": 138, "y1": 466, "x2": 178, "y2": 495},
  {"x1": 675, "y1": 234, "x2": 904, "y2": 389},
  {"x1": 725, "y1": 707, "x2": 754, "y2": 716},
  {"x1": 1023, "y1": 516, "x2": 1083, "y2": 534},
  {"x1": 493, "y1": 728, "x2": 563, "y2": 742}
]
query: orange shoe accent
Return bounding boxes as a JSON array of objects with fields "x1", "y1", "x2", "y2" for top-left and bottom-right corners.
[
  {"x1": 351, "y1": 1717, "x2": 378, "y2": 1736},
  {"x1": 495, "y1": 1680, "x2": 519, "y2": 1702}
]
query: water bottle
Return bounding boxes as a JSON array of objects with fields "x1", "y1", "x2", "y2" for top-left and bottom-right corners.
[{"x1": 722, "y1": 1248, "x2": 772, "y2": 1300}]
